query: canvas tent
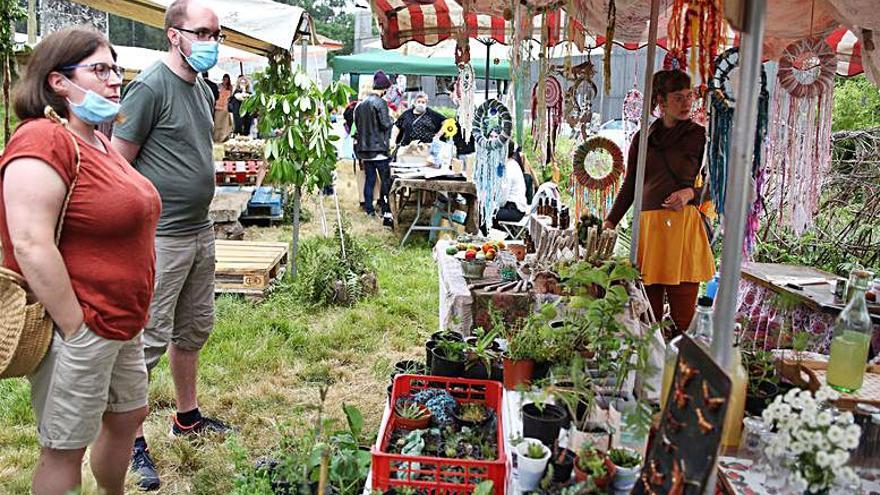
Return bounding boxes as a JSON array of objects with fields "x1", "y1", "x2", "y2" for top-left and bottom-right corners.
[{"x1": 330, "y1": 50, "x2": 511, "y2": 80}]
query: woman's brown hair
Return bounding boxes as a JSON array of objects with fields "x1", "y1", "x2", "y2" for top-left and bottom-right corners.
[
  {"x1": 651, "y1": 70, "x2": 691, "y2": 108},
  {"x1": 12, "y1": 27, "x2": 116, "y2": 121}
]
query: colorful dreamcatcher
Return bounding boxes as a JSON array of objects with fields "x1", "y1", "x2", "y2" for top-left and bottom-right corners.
[
  {"x1": 571, "y1": 136, "x2": 625, "y2": 220},
  {"x1": 532, "y1": 76, "x2": 563, "y2": 163},
  {"x1": 706, "y1": 47, "x2": 769, "y2": 255},
  {"x1": 667, "y1": 0, "x2": 725, "y2": 84},
  {"x1": 766, "y1": 37, "x2": 836, "y2": 236},
  {"x1": 622, "y1": 85, "x2": 643, "y2": 148},
  {"x1": 453, "y1": 63, "x2": 476, "y2": 143},
  {"x1": 557, "y1": 60, "x2": 598, "y2": 140},
  {"x1": 473, "y1": 99, "x2": 513, "y2": 229}
]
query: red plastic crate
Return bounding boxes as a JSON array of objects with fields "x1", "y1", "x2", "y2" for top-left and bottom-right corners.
[{"x1": 372, "y1": 374, "x2": 506, "y2": 494}]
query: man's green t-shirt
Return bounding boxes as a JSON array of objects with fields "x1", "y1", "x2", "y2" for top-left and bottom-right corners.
[{"x1": 115, "y1": 61, "x2": 215, "y2": 236}]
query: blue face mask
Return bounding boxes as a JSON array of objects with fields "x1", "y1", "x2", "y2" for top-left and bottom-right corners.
[
  {"x1": 66, "y1": 79, "x2": 120, "y2": 125},
  {"x1": 177, "y1": 32, "x2": 219, "y2": 72}
]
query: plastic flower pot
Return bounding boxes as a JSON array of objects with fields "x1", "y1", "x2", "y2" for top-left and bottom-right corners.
[
  {"x1": 745, "y1": 380, "x2": 780, "y2": 417},
  {"x1": 425, "y1": 340, "x2": 438, "y2": 369},
  {"x1": 551, "y1": 448, "x2": 576, "y2": 483},
  {"x1": 490, "y1": 360, "x2": 504, "y2": 382},
  {"x1": 532, "y1": 361, "x2": 552, "y2": 381},
  {"x1": 612, "y1": 462, "x2": 641, "y2": 491},
  {"x1": 393, "y1": 360, "x2": 425, "y2": 375},
  {"x1": 463, "y1": 359, "x2": 493, "y2": 380},
  {"x1": 452, "y1": 402, "x2": 492, "y2": 428},
  {"x1": 394, "y1": 403, "x2": 432, "y2": 430},
  {"x1": 464, "y1": 336, "x2": 502, "y2": 351},
  {"x1": 522, "y1": 402, "x2": 568, "y2": 447},
  {"x1": 430, "y1": 347, "x2": 466, "y2": 377},
  {"x1": 503, "y1": 357, "x2": 534, "y2": 390},
  {"x1": 516, "y1": 439, "x2": 550, "y2": 492},
  {"x1": 431, "y1": 331, "x2": 464, "y2": 343}
]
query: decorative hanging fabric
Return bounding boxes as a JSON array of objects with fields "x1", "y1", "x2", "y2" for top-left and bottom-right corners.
[
  {"x1": 473, "y1": 99, "x2": 513, "y2": 230},
  {"x1": 622, "y1": 85, "x2": 643, "y2": 150},
  {"x1": 532, "y1": 76, "x2": 563, "y2": 163},
  {"x1": 663, "y1": 50, "x2": 688, "y2": 71},
  {"x1": 667, "y1": 0, "x2": 725, "y2": 84},
  {"x1": 511, "y1": 3, "x2": 533, "y2": 147},
  {"x1": 571, "y1": 136, "x2": 625, "y2": 220},
  {"x1": 453, "y1": 63, "x2": 476, "y2": 143},
  {"x1": 766, "y1": 37, "x2": 836, "y2": 236}
]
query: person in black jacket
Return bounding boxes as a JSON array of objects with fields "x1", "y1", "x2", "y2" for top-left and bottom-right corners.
[
  {"x1": 229, "y1": 75, "x2": 253, "y2": 136},
  {"x1": 353, "y1": 71, "x2": 394, "y2": 216}
]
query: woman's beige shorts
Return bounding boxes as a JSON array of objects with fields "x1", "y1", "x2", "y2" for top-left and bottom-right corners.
[{"x1": 28, "y1": 323, "x2": 148, "y2": 450}]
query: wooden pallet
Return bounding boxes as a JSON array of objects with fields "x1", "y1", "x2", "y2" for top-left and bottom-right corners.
[{"x1": 215, "y1": 240, "x2": 289, "y2": 296}]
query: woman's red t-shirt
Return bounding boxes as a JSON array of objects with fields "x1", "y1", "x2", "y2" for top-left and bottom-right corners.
[{"x1": 0, "y1": 118, "x2": 161, "y2": 341}]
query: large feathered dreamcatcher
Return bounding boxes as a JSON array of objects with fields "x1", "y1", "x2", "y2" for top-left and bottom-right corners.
[
  {"x1": 571, "y1": 136, "x2": 625, "y2": 220},
  {"x1": 555, "y1": 59, "x2": 598, "y2": 140},
  {"x1": 532, "y1": 76, "x2": 564, "y2": 163},
  {"x1": 473, "y1": 99, "x2": 513, "y2": 229},
  {"x1": 766, "y1": 37, "x2": 836, "y2": 235}
]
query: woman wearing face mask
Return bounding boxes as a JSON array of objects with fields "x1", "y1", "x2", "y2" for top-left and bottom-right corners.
[
  {"x1": 0, "y1": 27, "x2": 161, "y2": 495},
  {"x1": 393, "y1": 91, "x2": 445, "y2": 150},
  {"x1": 213, "y1": 73, "x2": 233, "y2": 142},
  {"x1": 604, "y1": 70, "x2": 714, "y2": 336},
  {"x1": 229, "y1": 75, "x2": 254, "y2": 136}
]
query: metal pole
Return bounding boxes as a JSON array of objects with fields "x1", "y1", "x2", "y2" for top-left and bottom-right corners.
[
  {"x1": 27, "y1": 0, "x2": 37, "y2": 44},
  {"x1": 712, "y1": 0, "x2": 767, "y2": 370},
  {"x1": 628, "y1": 0, "x2": 660, "y2": 266},
  {"x1": 301, "y1": 36, "x2": 308, "y2": 73}
]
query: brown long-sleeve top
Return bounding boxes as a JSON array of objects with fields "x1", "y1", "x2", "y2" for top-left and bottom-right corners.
[{"x1": 606, "y1": 118, "x2": 706, "y2": 226}]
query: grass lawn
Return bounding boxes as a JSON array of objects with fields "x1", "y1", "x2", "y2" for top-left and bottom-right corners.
[{"x1": 0, "y1": 161, "x2": 440, "y2": 494}]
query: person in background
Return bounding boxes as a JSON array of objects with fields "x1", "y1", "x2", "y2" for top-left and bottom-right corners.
[
  {"x1": 393, "y1": 91, "x2": 445, "y2": 149},
  {"x1": 604, "y1": 69, "x2": 714, "y2": 336},
  {"x1": 229, "y1": 74, "x2": 253, "y2": 136},
  {"x1": 111, "y1": 0, "x2": 232, "y2": 490},
  {"x1": 494, "y1": 142, "x2": 528, "y2": 226},
  {"x1": 1, "y1": 27, "x2": 161, "y2": 495},
  {"x1": 202, "y1": 71, "x2": 218, "y2": 103},
  {"x1": 213, "y1": 73, "x2": 233, "y2": 142},
  {"x1": 353, "y1": 70, "x2": 394, "y2": 218}
]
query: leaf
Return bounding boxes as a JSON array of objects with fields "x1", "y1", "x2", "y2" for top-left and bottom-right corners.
[
  {"x1": 282, "y1": 98, "x2": 291, "y2": 115},
  {"x1": 342, "y1": 403, "x2": 364, "y2": 438},
  {"x1": 609, "y1": 262, "x2": 640, "y2": 282}
]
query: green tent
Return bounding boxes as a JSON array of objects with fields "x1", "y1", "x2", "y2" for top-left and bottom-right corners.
[{"x1": 330, "y1": 50, "x2": 510, "y2": 81}]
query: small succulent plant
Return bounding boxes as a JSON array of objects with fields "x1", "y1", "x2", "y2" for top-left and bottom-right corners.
[
  {"x1": 395, "y1": 402, "x2": 430, "y2": 420},
  {"x1": 525, "y1": 442, "x2": 547, "y2": 459},
  {"x1": 458, "y1": 403, "x2": 488, "y2": 423}
]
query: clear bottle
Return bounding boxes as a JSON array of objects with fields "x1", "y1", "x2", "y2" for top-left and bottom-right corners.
[
  {"x1": 660, "y1": 297, "x2": 714, "y2": 410},
  {"x1": 827, "y1": 269, "x2": 874, "y2": 393}
]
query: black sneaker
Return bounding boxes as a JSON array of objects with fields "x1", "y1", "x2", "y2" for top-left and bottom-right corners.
[
  {"x1": 171, "y1": 415, "x2": 232, "y2": 437},
  {"x1": 131, "y1": 447, "x2": 160, "y2": 491}
]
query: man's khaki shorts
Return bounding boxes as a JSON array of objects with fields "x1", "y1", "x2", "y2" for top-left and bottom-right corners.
[
  {"x1": 143, "y1": 228, "x2": 216, "y2": 371},
  {"x1": 29, "y1": 323, "x2": 148, "y2": 450}
]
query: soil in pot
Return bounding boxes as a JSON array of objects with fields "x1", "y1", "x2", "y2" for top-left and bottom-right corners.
[
  {"x1": 503, "y1": 357, "x2": 534, "y2": 390},
  {"x1": 430, "y1": 347, "x2": 466, "y2": 377},
  {"x1": 522, "y1": 402, "x2": 568, "y2": 447},
  {"x1": 532, "y1": 361, "x2": 552, "y2": 381},
  {"x1": 551, "y1": 449, "x2": 576, "y2": 483},
  {"x1": 746, "y1": 380, "x2": 780, "y2": 417}
]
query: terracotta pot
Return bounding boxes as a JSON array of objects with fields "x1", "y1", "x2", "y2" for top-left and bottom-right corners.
[
  {"x1": 573, "y1": 454, "x2": 615, "y2": 490},
  {"x1": 507, "y1": 243, "x2": 526, "y2": 261},
  {"x1": 394, "y1": 404, "x2": 432, "y2": 430},
  {"x1": 503, "y1": 357, "x2": 534, "y2": 390}
]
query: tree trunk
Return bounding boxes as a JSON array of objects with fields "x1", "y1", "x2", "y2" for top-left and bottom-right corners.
[
  {"x1": 290, "y1": 185, "x2": 302, "y2": 278},
  {"x1": 3, "y1": 55, "x2": 10, "y2": 146}
]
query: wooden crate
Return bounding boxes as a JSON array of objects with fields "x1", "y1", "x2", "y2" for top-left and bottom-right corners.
[{"x1": 215, "y1": 240, "x2": 289, "y2": 296}]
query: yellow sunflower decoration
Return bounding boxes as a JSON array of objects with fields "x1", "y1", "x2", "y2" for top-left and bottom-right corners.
[{"x1": 441, "y1": 118, "x2": 458, "y2": 139}]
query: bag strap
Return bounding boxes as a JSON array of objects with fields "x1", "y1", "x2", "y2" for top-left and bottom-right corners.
[{"x1": 43, "y1": 106, "x2": 82, "y2": 246}]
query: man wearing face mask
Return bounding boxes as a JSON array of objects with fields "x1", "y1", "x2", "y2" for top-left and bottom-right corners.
[
  {"x1": 111, "y1": 0, "x2": 229, "y2": 490},
  {"x1": 394, "y1": 91, "x2": 445, "y2": 149}
]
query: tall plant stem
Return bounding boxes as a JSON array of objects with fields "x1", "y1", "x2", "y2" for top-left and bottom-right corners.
[
  {"x1": 3, "y1": 55, "x2": 10, "y2": 146},
  {"x1": 291, "y1": 185, "x2": 302, "y2": 278}
]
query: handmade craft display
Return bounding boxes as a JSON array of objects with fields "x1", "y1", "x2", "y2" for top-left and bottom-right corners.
[
  {"x1": 667, "y1": 0, "x2": 725, "y2": 84},
  {"x1": 556, "y1": 59, "x2": 598, "y2": 140},
  {"x1": 571, "y1": 136, "x2": 625, "y2": 220},
  {"x1": 622, "y1": 85, "x2": 643, "y2": 147},
  {"x1": 453, "y1": 63, "x2": 476, "y2": 143},
  {"x1": 531, "y1": 76, "x2": 564, "y2": 163},
  {"x1": 634, "y1": 336, "x2": 732, "y2": 495},
  {"x1": 472, "y1": 99, "x2": 513, "y2": 230},
  {"x1": 766, "y1": 37, "x2": 836, "y2": 235},
  {"x1": 603, "y1": 0, "x2": 616, "y2": 94},
  {"x1": 663, "y1": 50, "x2": 688, "y2": 72},
  {"x1": 706, "y1": 47, "x2": 769, "y2": 243}
]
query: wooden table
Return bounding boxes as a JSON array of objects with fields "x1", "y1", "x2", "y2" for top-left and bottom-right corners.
[{"x1": 389, "y1": 178, "x2": 479, "y2": 247}]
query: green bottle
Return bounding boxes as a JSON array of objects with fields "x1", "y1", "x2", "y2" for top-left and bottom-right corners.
[{"x1": 827, "y1": 269, "x2": 874, "y2": 393}]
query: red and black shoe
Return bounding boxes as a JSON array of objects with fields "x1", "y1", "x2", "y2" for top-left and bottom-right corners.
[{"x1": 171, "y1": 415, "x2": 232, "y2": 437}]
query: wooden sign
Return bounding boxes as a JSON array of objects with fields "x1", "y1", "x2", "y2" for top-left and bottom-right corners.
[{"x1": 633, "y1": 336, "x2": 732, "y2": 495}]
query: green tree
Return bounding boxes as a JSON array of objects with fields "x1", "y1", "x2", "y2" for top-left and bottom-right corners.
[
  {"x1": 1, "y1": 0, "x2": 26, "y2": 145},
  {"x1": 242, "y1": 50, "x2": 353, "y2": 277},
  {"x1": 277, "y1": 0, "x2": 355, "y2": 57},
  {"x1": 832, "y1": 75, "x2": 880, "y2": 131}
]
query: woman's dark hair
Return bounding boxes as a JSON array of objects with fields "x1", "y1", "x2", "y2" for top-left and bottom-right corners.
[
  {"x1": 507, "y1": 142, "x2": 524, "y2": 170},
  {"x1": 12, "y1": 27, "x2": 116, "y2": 121},
  {"x1": 651, "y1": 70, "x2": 691, "y2": 107}
]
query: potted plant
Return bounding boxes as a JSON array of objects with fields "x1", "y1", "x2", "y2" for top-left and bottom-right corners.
[
  {"x1": 550, "y1": 447, "x2": 576, "y2": 483},
  {"x1": 573, "y1": 444, "x2": 614, "y2": 490},
  {"x1": 743, "y1": 349, "x2": 781, "y2": 416},
  {"x1": 521, "y1": 391, "x2": 568, "y2": 448},
  {"x1": 393, "y1": 360, "x2": 426, "y2": 375},
  {"x1": 516, "y1": 439, "x2": 551, "y2": 492},
  {"x1": 502, "y1": 305, "x2": 555, "y2": 390},
  {"x1": 426, "y1": 330, "x2": 464, "y2": 369},
  {"x1": 394, "y1": 401, "x2": 432, "y2": 430},
  {"x1": 464, "y1": 327, "x2": 501, "y2": 381},
  {"x1": 430, "y1": 340, "x2": 467, "y2": 377},
  {"x1": 608, "y1": 447, "x2": 642, "y2": 492},
  {"x1": 452, "y1": 402, "x2": 492, "y2": 427}
]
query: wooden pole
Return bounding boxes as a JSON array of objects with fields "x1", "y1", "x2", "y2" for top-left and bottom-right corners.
[{"x1": 28, "y1": 0, "x2": 37, "y2": 45}]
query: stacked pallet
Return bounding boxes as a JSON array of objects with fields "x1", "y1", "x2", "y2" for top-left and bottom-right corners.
[{"x1": 215, "y1": 240, "x2": 289, "y2": 299}]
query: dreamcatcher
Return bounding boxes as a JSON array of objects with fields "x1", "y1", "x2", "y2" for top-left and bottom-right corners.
[
  {"x1": 667, "y1": 0, "x2": 725, "y2": 84},
  {"x1": 473, "y1": 99, "x2": 513, "y2": 230},
  {"x1": 622, "y1": 85, "x2": 643, "y2": 148},
  {"x1": 571, "y1": 136, "x2": 625, "y2": 220},
  {"x1": 453, "y1": 63, "x2": 476, "y2": 143},
  {"x1": 557, "y1": 60, "x2": 598, "y2": 140},
  {"x1": 663, "y1": 50, "x2": 688, "y2": 71},
  {"x1": 766, "y1": 37, "x2": 836, "y2": 235},
  {"x1": 532, "y1": 76, "x2": 563, "y2": 163},
  {"x1": 706, "y1": 47, "x2": 769, "y2": 254}
]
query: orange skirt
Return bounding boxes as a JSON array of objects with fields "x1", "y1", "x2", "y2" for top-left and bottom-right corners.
[{"x1": 638, "y1": 206, "x2": 715, "y2": 286}]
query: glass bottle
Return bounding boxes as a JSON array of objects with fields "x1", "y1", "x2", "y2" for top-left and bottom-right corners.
[
  {"x1": 827, "y1": 269, "x2": 874, "y2": 393},
  {"x1": 660, "y1": 297, "x2": 714, "y2": 410},
  {"x1": 720, "y1": 343, "x2": 748, "y2": 449}
]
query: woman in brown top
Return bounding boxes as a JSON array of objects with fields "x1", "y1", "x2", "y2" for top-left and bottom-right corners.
[
  {"x1": 604, "y1": 70, "x2": 715, "y2": 335},
  {"x1": 212, "y1": 73, "x2": 232, "y2": 142}
]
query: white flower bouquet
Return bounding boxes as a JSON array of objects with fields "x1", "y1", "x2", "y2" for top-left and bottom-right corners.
[{"x1": 761, "y1": 386, "x2": 862, "y2": 494}]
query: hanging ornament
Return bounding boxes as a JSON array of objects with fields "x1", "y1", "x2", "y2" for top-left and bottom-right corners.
[
  {"x1": 453, "y1": 63, "x2": 476, "y2": 143},
  {"x1": 622, "y1": 85, "x2": 643, "y2": 149},
  {"x1": 532, "y1": 76, "x2": 563, "y2": 164},
  {"x1": 473, "y1": 99, "x2": 513, "y2": 230},
  {"x1": 689, "y1": 84, "x2": 709, "y2": 127},
  {"x1": 767, "y1": 37, "x2": 836, "y2": 236},
  {"x1": 706, "y1": 47, "x2": 769, "y2": 254},
  {"x1": 667, "y1": 0, "x2": 725, "y2": 84},
  {"x1": 559, "y1": 59, "x2": 598, "y2": 140},
  {"x1": 603, "y1": 0, "x2": 616, "y2": 95},
  {"x1": 663, "y1": 50, "x2": 688, "y2": 71},
  {"x1": 571, "y1": 136, "x2": 625, "y2": 220}
]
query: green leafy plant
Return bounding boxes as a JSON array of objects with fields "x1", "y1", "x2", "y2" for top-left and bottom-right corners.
[
  {"x1": 503, "y1": 304, "x2": 556, "y2": 362},
  {"x1": 608, "y1": 448, "x2": 641, "y2": 468},
  {"x1": 242, "y1": 50, "x2": 353, "y2": 278},
  {"x1": 435, "y1": 339, "x2": 467, "y2": 362},
  {"x1": 743, "y1": 349, "x2": 779, "y2": 395},
  {"x1": 0, "y1": 0, "x2": 26, "y2": 145},
  {"x1": 526, "y1": 442, "x2": 547, "y2": 459},
  {"x1": 457, "y1": 402, "x2": 489, "y2": 423},
  {"x1": 395, "y1": 402, "x2": 430, "y2": 421},
  {"x1": 466, "y1": 326, "x2": 500, "y2": 372},
  {"x1": 575, "y1": 446, "x2": 609, "y2": 479}
]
